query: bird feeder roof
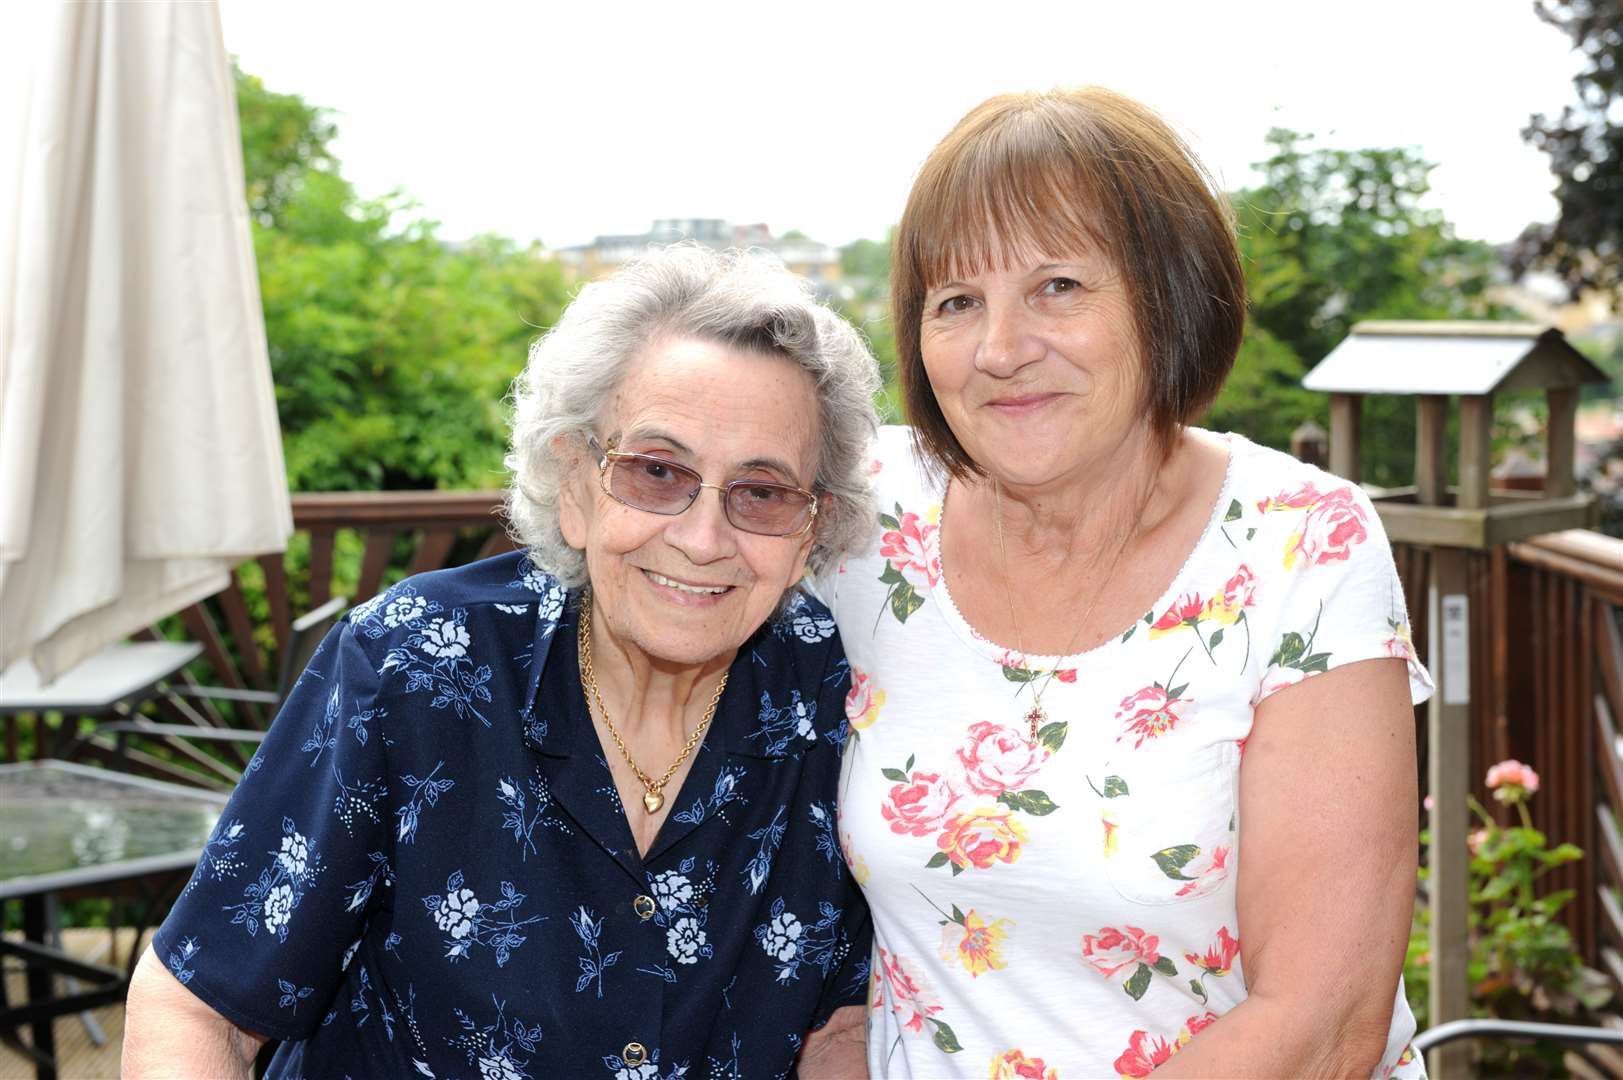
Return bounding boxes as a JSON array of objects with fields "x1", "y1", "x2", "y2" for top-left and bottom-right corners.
[{"x1": 1302, "y1": 321, "x2": 1608, "y2": 396}]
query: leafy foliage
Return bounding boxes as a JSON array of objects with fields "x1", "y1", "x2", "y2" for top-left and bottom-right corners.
[
  {"x1": 236, "y1": 64, "x2": 573, "y2": 492},
  {"x1": 1512, "y1": 0, "x2": 1623, "y2": 299}
]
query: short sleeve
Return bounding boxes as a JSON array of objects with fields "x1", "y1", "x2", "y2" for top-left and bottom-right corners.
[
  {"x1": 150, "y1": 618, "x2": 393, "y2": 1040},
  {"x1": 1253, "y1": 480, "x2": 1434, "y2": 707},
  {"x1": 806, "y1": 646, "x2": 874, "y2": 1029}
]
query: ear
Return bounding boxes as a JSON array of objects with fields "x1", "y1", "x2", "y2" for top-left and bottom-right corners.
[{"x1": 553, "y1": 434, "x2": 590, "y2": 550}]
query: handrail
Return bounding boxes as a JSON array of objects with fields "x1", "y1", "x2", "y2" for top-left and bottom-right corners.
[
  {"x1": 1508, "y1": 529, "x2": 1623, "y2": 603},
  {"x1": 1413, "y1": 1017, "x2": 1623, "y2": 1052},
  {"x1": 291, "y1": 489, "x2": 506, "y2": 527}
]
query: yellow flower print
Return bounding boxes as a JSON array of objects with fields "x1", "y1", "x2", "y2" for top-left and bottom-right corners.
[
  {"x1": 1102, "y1": 811, "x2": 1118, "y2": 858},
  {"x1": 989, "y1": 1048, "x2": 1059, "y2": 1078},
  {"x1": 840, "y1": 831, "x2": 871, "y2": 887},
  {"x1": 939, "y1": 909, "x2": 1011, "y2": 978}
]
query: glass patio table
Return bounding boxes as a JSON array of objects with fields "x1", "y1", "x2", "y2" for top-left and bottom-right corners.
[{"x1": 0, "y1": 760, "x2": 227, "y2": 1080}]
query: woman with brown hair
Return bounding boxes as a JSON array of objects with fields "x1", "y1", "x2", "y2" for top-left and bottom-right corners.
[{"x1": 820, "y1": 88, "x2": 1431, "y2": 1077}]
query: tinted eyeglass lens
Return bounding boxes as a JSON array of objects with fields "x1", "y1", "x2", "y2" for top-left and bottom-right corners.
[
  {"x1": 726, "y1": 484, "x2": 814, "y2": 535},
  {"x1": 606, "y1": 456, "x2": 701, "y2": 513}
]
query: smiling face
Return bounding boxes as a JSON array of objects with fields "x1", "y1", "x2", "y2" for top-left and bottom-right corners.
[
  {"x1": 918, "y1": 244, "x2": 1152, "y2": 490},
  {"x1": 558, "y1": 335, "x2": 821, "y2": 671}
]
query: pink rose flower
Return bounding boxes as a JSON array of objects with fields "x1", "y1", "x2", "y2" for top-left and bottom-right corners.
[
  {"x1": 1485, "y1": 758, "x2": 1540, "y2": 804},
  {"x1": 1080, "y1": 925, "x2": 1162, "y2": 979},
  {"x1": 1258, "y1": 481, "x2": 1325, "y2": 514},
  {"x1": 1114, "y1": 1029, "x2": 1179, "y2": 1079},
  {"x1": 879, "y1": 511, "x2": 941, "y2": 587},
  {"x1": 1468, "y1": 828, "x2": 1493, "y2": 856},
  {"x1": 1284, "y1": 486, "x2": 1369, "y2": 569},
  {"x1": 1115, "y1": 685, "x2": 1192, "y2": 748},
  {"x1": 845, "y1": 668, "x2": 884, "y2": 732},
  {"x1": 877, "y1": 948, "x2": 941, "y2": 1034},
  {"x1": 957, "y1": 721, "x2": 1046, "y2": 795},
  {"x1": 881, "y1": 771, "x2": 961, "y2": 837},
  {"x1": 1173, "y1": 844, "x2": 1231, "y2": 898},
  {"x1": 1203, "y1": 564, "x2": 1258, "y2": 623}
]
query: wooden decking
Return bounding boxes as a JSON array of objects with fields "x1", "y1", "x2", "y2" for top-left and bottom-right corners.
[{"x1": 1, "y1": 928, "x2": 143, "y2": 1080}]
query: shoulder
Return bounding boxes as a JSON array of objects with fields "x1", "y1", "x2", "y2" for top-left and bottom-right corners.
[
  {"x1": 871, "y1": 425, "x2": 945, "y2": 506},
  {"x1": 749, "y1": 589, "x2": 850, "y2": 737},
  {"x1": 344, "y1": 550, "x2": 565, "y2": 654}
]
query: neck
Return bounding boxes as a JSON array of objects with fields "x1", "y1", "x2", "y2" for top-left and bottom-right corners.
[
  {"x1": 981, "y1": 426, "x2": 1175, "y2": 564},
  {"x1": 582, "y1": 597, "x2": 733, "y2": 739}
]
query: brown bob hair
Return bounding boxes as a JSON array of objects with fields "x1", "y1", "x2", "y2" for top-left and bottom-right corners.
[{"x1": 892, "y1": 86, "x2": 1247, "y2": 476}]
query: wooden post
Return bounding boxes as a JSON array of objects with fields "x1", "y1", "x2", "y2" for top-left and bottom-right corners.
[
  {"x1": 1416, "y1": 395, "x2": 1449, "y2": 506},
  {"x1": 1329, "y1": 393, "x2": 1362, "y2": 482},
  {"x1": 1428, "y1": 547, "x2": 1473, "y2": 1079},
  {"x1": 1546, "y1": 387, "x2": 1579, "y2": 499},
  {"x1": 1457, "y1": 394, "x2": 1493, "y2": 510}
]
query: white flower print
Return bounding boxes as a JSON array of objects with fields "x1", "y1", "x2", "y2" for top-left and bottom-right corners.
[
  {"x1": 420, "y1": 618, "x2": 471, "y2": 660},
  {"x1": 478, "y1": 1054, "x2": 523, "y2": 1080},
  {"x1": 385, "y1": 594, "x2": 428, "y2": 628},
  {"x1": 493, "y1": 604, "x2": 529, "y2": 615},
  {"x1": 791, "y1": 608, "x2": 836, "y2": 643},
  {"x1": 341, "y1": 937, "x2": 362, "y2": 971},
  {"x1": 436, "y1": 886, "x2": 481, "y2": 939},
  {"x1": 650, "y1": 870, "x2": 693, "y2": 914},
  {"x1": 759, "y1": 910, "x2": 803, "y2": 962},
  {"x1": 536, "y1": 583, "x2": 565, "y2": 623},
  {"x1": 615, "y1": 1065, "x2": 658, "y2": 1080},
  {"x1": 666, "y1": 917, "x2": 708, "y2": 964},
  {"x1": 794, "y1": 700, "x2": 814, "y2": 743},
  {"x1": 349, "y1": 592, "x2": 386, "y2": 624},
  {"x1": 263, "y1": 884, "x2": 295, "y2": 936},
  {"x1": 277, "y1": 831, "x2": 309, "y2": 877}
]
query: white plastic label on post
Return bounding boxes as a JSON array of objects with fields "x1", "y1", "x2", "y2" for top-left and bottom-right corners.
[{"x1": 1441, "y1": 594, "x2": 1470, "y2": 706}]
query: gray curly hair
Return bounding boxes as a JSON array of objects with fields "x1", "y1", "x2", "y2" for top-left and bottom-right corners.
[{"x1": 505, "y1": 244, "x2": 881, "y2": 586}]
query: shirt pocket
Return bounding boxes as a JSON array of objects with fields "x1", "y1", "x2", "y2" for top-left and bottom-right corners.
[{"x1": 1094, "y1": 741, "x2": 1239, "y2": 906}]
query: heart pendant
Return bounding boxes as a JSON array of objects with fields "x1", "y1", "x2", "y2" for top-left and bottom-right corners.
[{"x1": 643, "y1": 791, "x2": 664, "y2": 814}]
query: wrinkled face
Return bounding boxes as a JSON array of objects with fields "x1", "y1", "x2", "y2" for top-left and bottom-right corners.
[
  {"x1": 919, "y1": 244, "x2": 1150, "y2": 488},
  {"x1": 559, "y1": 336, "x2": 821, "y2": 670}
]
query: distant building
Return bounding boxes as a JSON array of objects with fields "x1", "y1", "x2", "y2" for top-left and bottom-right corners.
[{"x1": 551, "y1": 219, "x2": 843, "y2": 295}]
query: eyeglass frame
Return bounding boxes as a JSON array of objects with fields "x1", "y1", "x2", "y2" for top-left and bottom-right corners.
[{"x1": 586, "y1": 436, "x2": 821, "y2": 538}]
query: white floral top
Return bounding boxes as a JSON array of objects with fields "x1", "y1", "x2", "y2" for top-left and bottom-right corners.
[{"x1": 818, "y1": 426, "x2": 1433, "y2": 1079}]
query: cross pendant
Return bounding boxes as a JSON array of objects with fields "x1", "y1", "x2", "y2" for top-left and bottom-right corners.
[{"x1": 1024, "y1": 703, "x2": 1047, "y2": 742}]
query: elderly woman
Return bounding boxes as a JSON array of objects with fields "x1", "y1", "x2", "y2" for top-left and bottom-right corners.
[
  {"x1": 820, "y1": 88, "x2": 1431, "y2": 1078},
  {"x1": 124, "y1": 246, "x2": 878, "y2": 1079}
]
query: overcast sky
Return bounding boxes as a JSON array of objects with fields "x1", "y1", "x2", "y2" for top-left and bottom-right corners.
[{"x1": 218, "y1": 0, "x2": 1583, "y2": 251}]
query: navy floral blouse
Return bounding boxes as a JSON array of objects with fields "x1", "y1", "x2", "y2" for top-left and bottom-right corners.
[{"x1": 151, "y1": 551, "x2": 871, "y2": 1080}]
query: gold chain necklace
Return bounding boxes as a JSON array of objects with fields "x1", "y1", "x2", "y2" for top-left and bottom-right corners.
[
  {"x1": 990, "y1": 476, "x2": 1152, "y2": 741},
  {"x1": 577, "y1": 589, "x2": 729, "y2": 814}
]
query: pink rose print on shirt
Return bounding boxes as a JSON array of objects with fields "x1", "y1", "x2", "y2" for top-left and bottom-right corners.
[
  {"x1": 876, "y1": 502, "x2": 941, "y2": 625},
  {"x1": 1260, "y1": 482, "x2": 1370, "y2": 570},
  {"x1": 1080, "y1": 924, "x2": 1163, "y2": 980},
  {"x1": 1169, "y1": 843, "x2": 1231, "y2": 899},
  {"x1": 1113, "y1": 1013, "x2": 1218, "y2": 1078},
  {"x1": 846, "y1": 668, "x2": 885, "y2": 732},
  {"x1": 1185, "y1": 926, "x2": 1241, "y2": 1005},
  {"x1": 1115, "y1": 685, "x2": 1193, "y2": 749},
  {"x1": 875, "y1": 948, "x2": 964, "y2": 1054},
  {"x1": 957, "y1": 721, "x2": 1048, "y2": 795},
  {"x1": 880, "y1": 769, "x2": 962, "y2": 837}
]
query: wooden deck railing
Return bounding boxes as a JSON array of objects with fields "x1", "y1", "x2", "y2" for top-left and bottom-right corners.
[{"x1": 1393, "y1": 529, "x2": 1623, "y2": 992}]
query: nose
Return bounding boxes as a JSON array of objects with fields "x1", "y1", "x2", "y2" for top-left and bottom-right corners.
[
  {"x1": 974, "y1": 298, "x2": 1044, "y2": 378},
  {"x1": 662, "y1": 486, "x2": 738, "y2": 566}
]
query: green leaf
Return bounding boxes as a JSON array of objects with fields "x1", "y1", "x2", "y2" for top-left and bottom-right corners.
[
  {"x1": 1224, "y1": 498, "x2": 1243, "y2": 522},
  {"x1": 891, "y1": 582, "x2": 924, "y2": 623},
  {"x1": 1143, "y1": 610, "x2": 1154, "y2": 625},
  {"x1": 878, "y1": 563, "x2": 905, "y2": 586},
  {"x1": 1271, "y1": 632, "x2": 1307, "y2": 667},
  {"x1": 925, "y1": 852, "x2": 949, "y2": 870},
  {"x1": 1208, "y1": 628, "x2": 1225, "y2": 649},
  {"x1": 878, "y1": 512, "x2": 901, "y2": 531},
  {"x1": 1102, "y1": 775, "x2": 1130, "y2": 798},
  {"x1": 1121, "y1": 624, "x2": 1137, "y2": 644},
  {"x1": 1299, "y1": 652, "x2": 1331, "y2": 674},
  {"x1": 1124, "y1": 962, "x2": 1152, "y2": 1000},
  {"x1": 1245, "y1": 527, "x2": 1257, "y2": 541},
  {"x1": 905, "y1": 753, "x2": 915, "y2": 773},
  {"x1": 930, "y1": 1019, "x2": 963, "y2": 1053},
  {"x1": 1151, "y1": 844, "x2": 1201, "y2": 881},
  {"x1": 881, "y1": 767, "x2": 909, "y2": 783},
  {"x1": 1036, "y1": 721, "x2": 1069, "y2": 754},
  {"x1": 1167, "y1": 683, "x2": 1188, "y2": 700},
  {"x1": 1153, "y1": 955, "x2": 1178, "y2": 976},
  {"x1": 1001, "y1": 665, "x2": 1039, "y2": 683},
  {"x1": 999, "y1": 789, "x2": 1060, "y2": 816},
  {"x1": 949, "y1": 861, "x2": 964, "y2": 876},
  {"x1": 950, "y1": 904, "x2": 966, "y2": 925},
  {"x1": 1190, "y1": 977, "x2": 1207, "y2": 1000}
]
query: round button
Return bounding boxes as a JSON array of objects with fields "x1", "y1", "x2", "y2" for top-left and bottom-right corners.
[
  {"x1": 633, "y1": 894, "x2": 657, "y2": 920},
  {"x1": 622, "y1": 1042, "x2": 647, "y2": 1066}
]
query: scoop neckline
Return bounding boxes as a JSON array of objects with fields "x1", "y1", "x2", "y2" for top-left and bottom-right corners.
[{"x1": 930, "y1": 429, "x2": 1242, "y2": 669}]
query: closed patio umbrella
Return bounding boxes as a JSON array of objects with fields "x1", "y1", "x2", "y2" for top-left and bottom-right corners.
[{"x1": 0, "y1": 0, "x2": 291, "y2": 681}]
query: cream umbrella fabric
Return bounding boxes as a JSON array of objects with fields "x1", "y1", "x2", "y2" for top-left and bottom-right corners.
[{"x1": 0, "y1": 0, "x2": 291, "y2": 682}]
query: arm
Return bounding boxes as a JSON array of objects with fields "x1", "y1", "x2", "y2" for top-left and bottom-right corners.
[
  {"x1": 122, "y1": 943, "x2": 268, "y2": 1079},
  {"x1": 797, "y1": 1004, "x2": 867, "y2": 1079},
  {"x1": 1155, "y1": 656, "x2": 1417, "y2": 1078}
]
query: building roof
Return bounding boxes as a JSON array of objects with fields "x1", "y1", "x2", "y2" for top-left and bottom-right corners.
[{"x1": 1302, "y1": 320, "x2": 1609, "y2": 396}]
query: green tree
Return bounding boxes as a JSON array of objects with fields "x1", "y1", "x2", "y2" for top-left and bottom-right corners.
[
  {"x1": 235, "y1": 65, "x2": 573, "y2": 492},
  {"x1": 1513, "y1": 0, "x2": 1623, "y2": 300}
]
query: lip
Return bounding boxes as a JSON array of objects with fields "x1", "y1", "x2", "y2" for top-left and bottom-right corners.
[
  {"x1": 985, "y1": 392, "x2": 1063, "y2": 416},
  {"x1": 640, "y1": 568, "x2": 737, "y2": 606}
]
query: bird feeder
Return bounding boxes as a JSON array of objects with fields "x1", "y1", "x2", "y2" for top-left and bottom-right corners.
[
  {"x1": 1304, "y1": 320, "x2": 1607, "y2": 1077},
  {"x1": 1303, "y1": 321, "x2": 1607, "y2": 542}
]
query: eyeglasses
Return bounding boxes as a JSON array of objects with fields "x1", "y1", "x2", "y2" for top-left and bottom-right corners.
[{"x1": 588, "y1": 437, "x2": 819, "y2": 538}]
